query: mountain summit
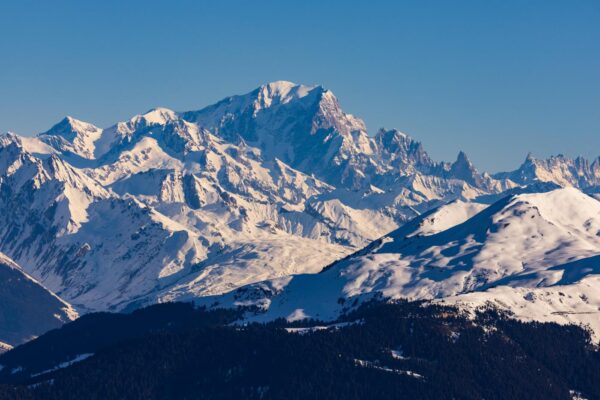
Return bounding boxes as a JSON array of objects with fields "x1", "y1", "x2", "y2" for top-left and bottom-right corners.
[{"x1": 0, "y1": 82, "x2": 599, "y2": 344}]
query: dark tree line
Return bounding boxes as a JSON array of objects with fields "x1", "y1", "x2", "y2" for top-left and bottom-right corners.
[{"x1": 0, "y1": 300, "x2": 598, "y2": 399}]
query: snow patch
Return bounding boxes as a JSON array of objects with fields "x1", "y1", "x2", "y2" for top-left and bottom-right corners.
[{"x1": 31, "y1": 353, "x2": 94, "y2": 378}]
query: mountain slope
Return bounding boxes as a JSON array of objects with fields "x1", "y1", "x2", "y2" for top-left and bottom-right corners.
[
  {"x1": 1, "y1": 81, "x2": 599, "y2": 319},
  {"x1": 181, "y1": 81, "x2": 511, "y2": 197},
  {"x1": 6, "y1": 83, "x2": 492, "y2": 312},
  {"x1": 1, "y1": 104, "x2": 390, "y2": 311},
  {"x1": 0, "y1": 135, "x2": 208, "y2": 311},
  {"x1": 0, "y1": 301, "x2": 598, "y2": 400},
  {"x1": 38, "y1": 117, "x2": 103, "y2": 160},
  {"x1": 0, "y1": 342, "x2": 11, "y2": 354},
  {"x1": 204, "y1": 188, "x2": 600, "y2": 336},
  {"x1": 181, "y1": 81, "x2": 375, "y2": 189},
  {"x1": 0, "y1": 252, "x2": 76, "y2": 345}
]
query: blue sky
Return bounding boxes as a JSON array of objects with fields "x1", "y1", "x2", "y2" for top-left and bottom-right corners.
[{"x1": 0, "y1": 0, "x2": 598, "y2": 172}]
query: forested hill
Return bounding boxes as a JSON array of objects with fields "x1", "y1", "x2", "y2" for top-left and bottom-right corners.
[{"x1": 0, "y1": 301, "x2": 599, "y2": 400}]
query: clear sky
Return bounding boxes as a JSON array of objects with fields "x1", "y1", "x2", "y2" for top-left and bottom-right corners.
[{"x1": 1, "y1": 0, "x2": 598, "y2": 172}]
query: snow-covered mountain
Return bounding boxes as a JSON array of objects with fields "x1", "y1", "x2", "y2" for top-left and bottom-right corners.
[
  {"x1": 0, "y1": 342, "x2": 11, "y2": 354},
  {"x1": 495, "y1": 153, "x2": 600, "y2": 190},
  {"x1": 180, "y1": 81, "x2": 513, "y2": 197},
  {"x1": 202, "y1": 187, "x2": 600, "y2": 336},
  {"x1": 0, "y1": 252, "x2": 76, "y2": 345},
  {"x1": 1, "y1": 80, "x2": 599, "y2": 323}
]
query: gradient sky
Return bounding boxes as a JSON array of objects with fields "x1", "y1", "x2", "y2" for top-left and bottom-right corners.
[{"x1": 1, "y1": 0, "x2": 598, "y2": 172}]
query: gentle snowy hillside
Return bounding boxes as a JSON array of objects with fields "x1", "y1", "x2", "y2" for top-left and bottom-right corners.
[{"x1": 203, "y1": 188, "x2": 600, "y2": 336}]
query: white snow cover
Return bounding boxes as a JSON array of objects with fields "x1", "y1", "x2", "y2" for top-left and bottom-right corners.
[
  {"x1": 205, "y1": 188, "x2": 600, "y2": 338},
  {"x1": 0, "y1": 252, "x2": 77, "y2": 345},
  {"x1": 31, "y1": 353, "x2": 94, "y2": 378},
  {"x1": 1, "y1": 81, "x2": 599, "y2": 328},
  {"x1": 0, "y1": 342, "x2": 12, "y2": 354}
]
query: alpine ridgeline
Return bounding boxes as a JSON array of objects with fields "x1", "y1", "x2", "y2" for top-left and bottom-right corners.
[{"x1": 1, "y1": 81, "x2": 599, "y2": 344}]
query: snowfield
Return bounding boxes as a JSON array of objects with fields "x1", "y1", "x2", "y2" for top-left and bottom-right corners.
[{"x1": 202, "y1": 188, "x2": 600, "y2": 338}]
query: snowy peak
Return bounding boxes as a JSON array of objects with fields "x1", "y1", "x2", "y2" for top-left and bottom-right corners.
[
  {"x1": 178, "y1": 81, "x2": 499, "y2": 194},
  {"x1": 130, "y1": 107, "x2": 178, "y2": 127},
  {"x1": 214, "y1": 187, "x2": 600, "y2": 330},
  {"x1": 41, "y1": 116, "x2": 101, "y2": 142},
  {"x1": 181, "y1": 81, "x2": 324, "y2": 126},
  {"x1": 495, "y1": 153, "x2": 600, "y2": 189},
  {"x1": 378, "y1": 187, "x2": 600, "y2": 269},
  {"x1": 453, "y1": 150, "x2": 471, "y2": 166},
  {"x1": 38, "y1": 108, "x2": 180, "y2": 161},
  {"x1": 513, "y1": 187, "x2": 600, "y2": 231},
  {"x1": 254, "y1": 81, "x2": 320, "y2": 109},
  {"x1": 375, "y1": 128, "x2": 433, "y2": 171},
  {"x1": 5, "y1": 81, "x2": 600, "y2": 328},
  {"x1": 179, "y1": 81, "x2": 373, "y2": 188},
  {"x1": 38, "y1": 116, "x2": 102, "y2": 159},
  {"x1": 247, "y1": 81, "x2": 332, "y2": 116},
  {"x1": 0, "y1": 138, "x2": 109, "y2": 235},
  {"x1": 448, "y1": 150, "x2": 485, "y2": 187}
]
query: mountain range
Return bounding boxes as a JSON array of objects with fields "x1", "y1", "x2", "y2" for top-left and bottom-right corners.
[
  {"x1": 208, "y1": 187, "x2": 600, "y2": 337},
  {"x1": 1, "y1": 81, "x2": 599, "y2": 345}
]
